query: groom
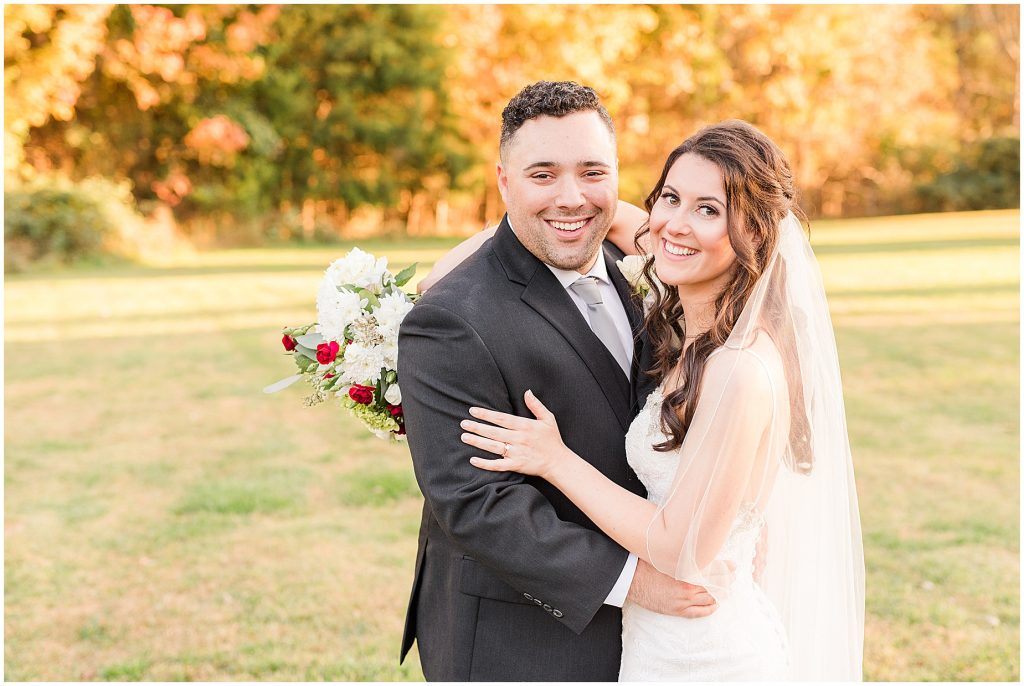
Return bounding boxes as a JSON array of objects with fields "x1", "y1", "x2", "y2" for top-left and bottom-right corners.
[{"x1": 398, "y1": 81, "x2": 714, "y2": 681}]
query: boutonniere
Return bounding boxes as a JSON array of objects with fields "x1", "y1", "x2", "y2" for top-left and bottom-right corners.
[{"x1": 615, "y1": 255, "x2": 651, "y2": 298}]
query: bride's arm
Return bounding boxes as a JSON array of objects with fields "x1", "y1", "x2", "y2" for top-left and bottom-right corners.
[
  {"x1": 607, "y1": 199, "x2": 651, "y2": 256},
  {"x1": 417, "y1": 226, "x2": 497, "y2": 293},
  {"x1": 462, "y1": 350, "x2": 773, "y2": 581}
]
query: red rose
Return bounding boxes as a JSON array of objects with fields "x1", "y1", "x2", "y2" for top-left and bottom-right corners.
[
  {"x1": 396, "y1": 423, "x2": 406, "y2": 435},
  {"x1": 348, "y1": 384, "x2": 374, "y2": 405},
  {"x1": 324, "y1": 372, "x2": 334, "y2": 379},
  {"x1": 282, "y1": 335, "x2": 298, "y2": 351},
  {"x1": 316, "y1": 340, "x2": 340, "y2": 364},
  {"x1": 388, "y1": 404, "x2": 403, "y2": 417}
]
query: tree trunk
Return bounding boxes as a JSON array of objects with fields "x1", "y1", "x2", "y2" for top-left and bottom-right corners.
[
  {"x1": 301, "y1": 198, "x2": 315, "y2": 241},
  {"x1": 435, "y1": 191, "x2": 449, "y2": 234}
]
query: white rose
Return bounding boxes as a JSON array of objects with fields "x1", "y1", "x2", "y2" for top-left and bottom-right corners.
[
  {"x1": 378, "y1": 338, "x2": 399, "y2": 370},
  {"x1": 340, "y1": 341, "x2": 387, "y2": 385},
  {"x1": 616, "y1": 255, "x2": 647, "y2": 289},
  {"x1": 325, "y1": 247, "x2": 389, "y2": 293},
  {"x1": 316, "y1": 281, "x2": 366, "y2": 343},
  {"x1": 384, "y1": 383, "x2": 402, "y2": 405},
  {"x1": 373, "y1": 291, "x2": 415, "y2": 339}
]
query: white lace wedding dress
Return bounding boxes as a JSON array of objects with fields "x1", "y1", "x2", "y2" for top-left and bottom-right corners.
[{"x1": 619, "y1": 386, "x2": 791, "y2": 681}]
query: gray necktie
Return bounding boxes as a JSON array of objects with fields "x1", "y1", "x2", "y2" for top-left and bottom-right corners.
[{"x1": 568, "y1": 276, "x2": 631, "y2": 376}]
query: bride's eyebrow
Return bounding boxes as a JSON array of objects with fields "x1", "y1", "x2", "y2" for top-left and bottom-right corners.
[
  {"x1": 697, "y1": 195, "x2": 725, "y2": 206},
  {"x1": 664, "y1": 184, "x2": 725, "y2": 206}
]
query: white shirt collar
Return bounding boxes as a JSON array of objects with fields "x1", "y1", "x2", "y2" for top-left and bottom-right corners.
[
  {"x1": 545, "y1": 250, "x2": 610, "y2": 290},
  {"x1": 507, "y1": 217, "x2": 610, "y2": 290}
]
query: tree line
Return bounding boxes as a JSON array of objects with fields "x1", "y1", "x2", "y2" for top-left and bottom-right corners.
[{"x1": 5, "y1": 4, "x2": 1019, "y2": 247}]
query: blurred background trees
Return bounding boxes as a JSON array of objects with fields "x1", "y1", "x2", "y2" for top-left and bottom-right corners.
[{"x1": 4, "y1": 4, "x2": 1019, "y2": 265}]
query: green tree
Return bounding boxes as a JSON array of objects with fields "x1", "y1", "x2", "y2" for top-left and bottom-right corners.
[{"x1": 246, "y1": 5, "x2": 471, "y2": 236}]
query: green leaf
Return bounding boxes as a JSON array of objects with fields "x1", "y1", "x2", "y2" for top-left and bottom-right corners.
[
  {"x1": 394, "y1": 263, "x2": 418, "y2": 288},
  {"x1": 294, "y1": 344, "x2": 318, "y2": 362},
  {"x1": 294, "y1": 352, "x2": 318, "y2": 371},
  {"x1": 355, "y1": 287, "x2": 380, "y2": 310},
  {"x1": 296, "y1": 332, "x2": 324, "y2": 348},
  {"x1": 263, "y1": 374, "x2": 304, "y2": 394}
]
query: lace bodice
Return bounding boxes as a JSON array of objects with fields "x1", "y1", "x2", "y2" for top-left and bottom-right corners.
[
  {"x1": 625, "y1": 386, "x2": 765, "y2": 582},
  {"x1": 619, "y1": 386, "x2": 790, "y2": 682}
]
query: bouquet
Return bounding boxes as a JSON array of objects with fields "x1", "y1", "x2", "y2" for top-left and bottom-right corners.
[{"x1": 264, "y1": 247, "x2": 417, "y2": 440}]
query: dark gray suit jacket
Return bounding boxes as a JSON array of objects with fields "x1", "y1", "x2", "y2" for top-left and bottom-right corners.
[{"x1": 398, "y1": 216, "x2": 657, "y2": 681}]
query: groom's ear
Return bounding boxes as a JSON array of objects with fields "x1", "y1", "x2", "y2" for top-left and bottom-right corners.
[{"x1": 496, "y1": 162, "x2": 509, "y2": 203}]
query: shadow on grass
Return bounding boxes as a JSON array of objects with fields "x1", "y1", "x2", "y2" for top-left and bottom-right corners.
[
  {"x1": 812, "y1": 236, "x2": 1018, "y2": 256},
  {"x1": 829, "y1": 282, "x2": 1019, "y2": 299},
  {"x1": 5, "y1": 261, "x2": 434, "y2": 281},
  {"x1": 9, "y1": 301, "x2": 317, "y2": 328}
]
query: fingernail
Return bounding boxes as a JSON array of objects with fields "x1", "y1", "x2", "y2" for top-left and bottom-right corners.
[{"x1": 460, "y1": 420, "x2": 470, "y2": 428}]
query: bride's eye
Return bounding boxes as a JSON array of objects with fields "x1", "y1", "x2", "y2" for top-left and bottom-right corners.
[
  {"x1": 696, "y1": 204, "x2": 719, "y2": 218},
  {"x1": 660, "y1": 191, "x2": 679, "y2": 207}
]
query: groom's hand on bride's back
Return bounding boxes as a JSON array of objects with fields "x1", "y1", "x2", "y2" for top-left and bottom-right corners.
[{"x1": 627, "y1": 558, "x2": 719, "y2": 618}]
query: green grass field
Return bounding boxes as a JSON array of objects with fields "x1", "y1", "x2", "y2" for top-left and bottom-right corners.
[{"x1": 5, "y1": 210, "x2": 1019, "y2": 680}]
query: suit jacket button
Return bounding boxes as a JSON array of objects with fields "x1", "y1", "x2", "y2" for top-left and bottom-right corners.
[
  {"x1": 523, "y1": 593, "x2": 533, "y2": 601},
  {"x1": 553, "y1": 609, "x2": 563, "y2": 618},
  {"x1": 543, "y1": 604, "x2": 552, "y2": 612}
]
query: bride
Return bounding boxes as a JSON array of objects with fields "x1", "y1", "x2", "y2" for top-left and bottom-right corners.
[{"x1": 433, "y1": 120, "x2": 864, "y2": 680}]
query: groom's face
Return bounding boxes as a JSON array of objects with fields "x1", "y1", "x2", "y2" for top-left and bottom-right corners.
[{"x1": 496, "y1": 111, "x2": 618, "y2": 272}]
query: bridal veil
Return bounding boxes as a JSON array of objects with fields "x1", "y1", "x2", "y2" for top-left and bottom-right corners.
[{"x1": 644, "y1": 212, "x2": 865, "y2": 679}]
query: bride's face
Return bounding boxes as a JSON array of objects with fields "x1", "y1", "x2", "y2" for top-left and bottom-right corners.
[{"x1": 649, "y1": 153, "x2": 737, "y2": 294}]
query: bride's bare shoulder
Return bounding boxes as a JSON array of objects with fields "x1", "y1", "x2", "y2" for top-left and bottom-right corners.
[{"x1": 704, "y1": 335, "x2": 784, "y2": 400}]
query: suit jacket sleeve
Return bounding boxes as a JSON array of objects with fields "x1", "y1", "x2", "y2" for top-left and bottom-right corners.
[{"x1": 399, "y1": 301, "x2": 629, "y2": 634}]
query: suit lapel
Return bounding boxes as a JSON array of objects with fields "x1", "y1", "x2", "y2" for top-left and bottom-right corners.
[
  {"x1": 604, "y1": 248, "x2": 643, "y2": 342},
  {"x1": 604, "y1": 250, "x2": 652, "y2": 415},
  {"x1": 492, "y1": 218, "x2": 632, "y2": 431}
]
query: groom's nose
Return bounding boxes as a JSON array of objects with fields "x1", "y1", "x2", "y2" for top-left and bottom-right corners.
[{"x1": 553, "y1": 176, "x2": 586, "y2": 210}]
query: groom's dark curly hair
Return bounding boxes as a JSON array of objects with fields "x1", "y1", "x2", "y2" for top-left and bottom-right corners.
[{"x1": 499, "y1": 81, "x2": 615, "y2": 161}]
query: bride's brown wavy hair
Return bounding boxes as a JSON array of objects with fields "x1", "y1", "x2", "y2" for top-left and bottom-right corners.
[{"x1": 635, "y1": 120, "x2": 806, "y2": 452}]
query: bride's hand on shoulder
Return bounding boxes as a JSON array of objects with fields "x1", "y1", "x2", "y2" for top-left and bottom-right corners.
[
  {"x1": 462, "y1": 390, "x2": 577, "y2": 480},
  {"x1": 606, "y1": 199, "x2": 651, "y2": 256}
]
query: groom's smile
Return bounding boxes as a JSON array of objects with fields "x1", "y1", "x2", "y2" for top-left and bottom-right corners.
[
  {"x1": 497, "y1": 110, "x2": 618, "y2": 272},
  {"x1": 545, "y1": 215, "x2": 598, "y2": 239}
]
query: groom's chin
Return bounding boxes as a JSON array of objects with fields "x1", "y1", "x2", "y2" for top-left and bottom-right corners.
[
  {"x1": 542, "y1": 243, "x2": 603, "y2": 271},
  {"x1": 540, "y1": 231, "x2": 610, "y2": 272}
]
